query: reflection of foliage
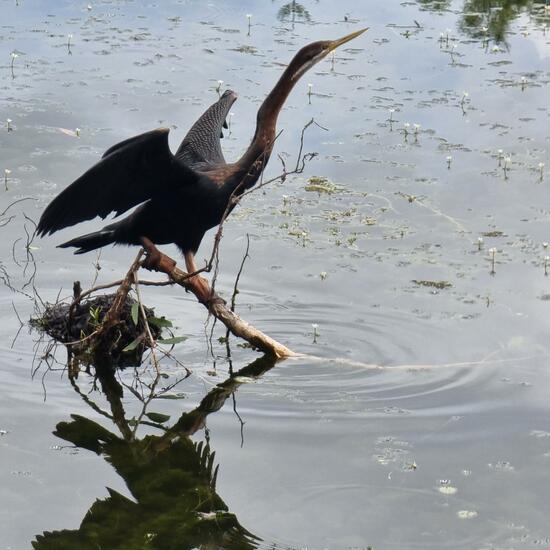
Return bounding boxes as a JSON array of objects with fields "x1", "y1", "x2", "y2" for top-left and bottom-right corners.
[
  {"x1": 460, "y1": 0, "x2": 533, "y2": 42},
  {"x1": 419, "y1": 0, "x2": 549, "y2": 43},
  {"x1": 277, "y1": 1, "x2": 312, "y2": 22},
  {"x1": 416, "y1": 0, "x2": 452, "y2": 11},
  {"x1": 32, "y1": 356, "x2": 278, "y2": 550}
]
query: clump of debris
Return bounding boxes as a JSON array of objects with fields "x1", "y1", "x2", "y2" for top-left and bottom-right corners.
[{"x1": 31, "y1": 292, "x2": 161, "y2": 368}]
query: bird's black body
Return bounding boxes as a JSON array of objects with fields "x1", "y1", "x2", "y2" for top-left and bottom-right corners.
[{"x1": 37, "y1": 29, "x2": 367, "y2": 266}]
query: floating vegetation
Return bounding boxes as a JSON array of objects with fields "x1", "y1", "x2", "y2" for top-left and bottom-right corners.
[
  {"x1": 412, "y1": 280, "x2": 453, "y2": 289},
  {"x1": 481, "y1": 230, "x2": 505, "y2": 237},
  {"x1": 232, "y1": 45, "x2": 259, "y2": 55},
  {"x1": 305, "y1": 175, "x2": 339, "y2": 194}
]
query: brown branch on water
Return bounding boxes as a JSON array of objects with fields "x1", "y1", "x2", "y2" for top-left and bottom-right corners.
[{"x1": 139, "y1": 238, "x2": 298, "y2": 359}]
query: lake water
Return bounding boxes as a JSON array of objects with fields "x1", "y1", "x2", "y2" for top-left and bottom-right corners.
[{"x1": 1, "y1": 0, "x2": 550, "y2": 548}]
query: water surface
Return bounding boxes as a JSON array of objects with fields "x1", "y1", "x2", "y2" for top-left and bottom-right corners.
[{"x1": 1, "y1": 0, "x2": 550, "y2": 548}]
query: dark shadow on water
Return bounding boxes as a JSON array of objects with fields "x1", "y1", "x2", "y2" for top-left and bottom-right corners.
[{"x1": 32, "y1": 355, "x2": 281, "y2": 550}]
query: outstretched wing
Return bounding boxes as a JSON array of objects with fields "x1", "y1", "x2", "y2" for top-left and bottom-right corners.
[
  {"x1": 175, "y1": 90, "x2": 237, "y2": 168},
  {"x1": 37, "y1": 128, "x2": 196, "y2": 236}
]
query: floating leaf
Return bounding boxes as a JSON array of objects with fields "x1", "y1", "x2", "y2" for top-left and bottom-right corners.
[
  {"x1": 145, "y1": 412, "x2": 171, "y2": 423},
  {"x1": 157, "y1": 335, "x2": 187, "y2": 345},
  {"x1": 131, "y1": 302, "x2": 139, "y2": 325}
]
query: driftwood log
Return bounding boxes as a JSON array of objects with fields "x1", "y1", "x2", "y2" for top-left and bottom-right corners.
[{"x1": 139, "y1": 238, "x2": 298, "y2": 359}]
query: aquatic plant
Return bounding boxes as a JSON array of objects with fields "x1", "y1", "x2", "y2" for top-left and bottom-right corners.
[
  {"x1": 4, "y1": 169, "x2": 11, "y2": 190},
  {"x1": 489, "y1": 247, "x2": 497, "y2": 275},
  {"x1": 312, "y1": 323, "x2": 319, "y2": 343},
  {"x1": 10, "y1": 51, "x2": 18, "y2": 78}
]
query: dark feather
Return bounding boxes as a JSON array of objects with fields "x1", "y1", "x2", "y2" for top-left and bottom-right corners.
[
  {"x1": 37, "y1": 128, "x2": 196, "y2": 236},
  {"x1": 175, "y1": 90, "x2": 237, "y2": 168}
]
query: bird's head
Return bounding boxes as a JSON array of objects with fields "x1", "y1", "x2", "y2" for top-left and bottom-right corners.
[{"x1": 289, "y1": 27, "x2": 368, "y2": 82}]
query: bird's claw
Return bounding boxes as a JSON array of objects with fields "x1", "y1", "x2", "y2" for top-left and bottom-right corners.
[{"x1": 140, "y1": 237, "x2": 175, "y2": 272}]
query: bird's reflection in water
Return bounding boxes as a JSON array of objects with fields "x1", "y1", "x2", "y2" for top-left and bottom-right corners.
[{"x1": 32, "y1": 355, "x2": 279, "y2": 550}]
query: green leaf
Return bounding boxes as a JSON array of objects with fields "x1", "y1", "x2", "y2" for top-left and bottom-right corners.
[
  {"x1": 148, "y1": 316, "x2": 173, "y2": 328},
  {"x1": 131, "y1": 302, "x2": 139, "y2": 325},
  {"x1": 157, "y1": 335, "x2": 187, "y2": 345},
  {"x1": 123, "y1": 336, "x2": 142, "y2": 352},
  {"x1": 145, "y1": 412, "x2": 171, "y2": 423}
]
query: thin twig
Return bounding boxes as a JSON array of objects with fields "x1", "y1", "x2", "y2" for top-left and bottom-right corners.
[{"x1": 133, "y1": 270, "x2": 160, "y2": 373}]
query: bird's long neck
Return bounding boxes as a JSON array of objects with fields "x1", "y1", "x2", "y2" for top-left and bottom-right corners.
[{"x1": 228, "y1": 53, "x2": 306, "y2": 194}]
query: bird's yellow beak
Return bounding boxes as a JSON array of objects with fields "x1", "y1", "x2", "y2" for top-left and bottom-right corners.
[{"x1": 327, "y1": 27, "x2": 368, "y2": 53}]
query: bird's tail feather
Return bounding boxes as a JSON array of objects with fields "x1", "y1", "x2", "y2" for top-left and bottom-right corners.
[{"x1": 58, "y1": 229, "x2": 116, "y2": 254}]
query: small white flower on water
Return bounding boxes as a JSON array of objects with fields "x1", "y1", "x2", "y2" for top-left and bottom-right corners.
[
  {"x1": 440, "y1": 32, "x2": 445, "y2": 38},
  {"x1": 543, "y1": 242, "x2": 548, "y2": 249},
  {"x1": 11, "y1": 52, "x2": 18, "y2": 59},
  {"x1": 217, "y1": 80, "x2": 223, "y2": 86},
  {"x1": 504, "y1": 156, "x2": 511, "y2": 166},
  {"x1": 446, "y1": 155, "x2": 452, "y2": 162},
  {"x1": 482, "y1": 26, "x2": 488, "y2": 33},
  {"x1": 538, "y1": 162, "x2": 545, "y2": 169},
  {"x1": 68, "y1": 33, "x2": 73, "y2": 39},
  {"x1": 320, "y1": 271, "x2": 327, "y2": 280},
  {"x1": 489, "y1": 247, "x2": 496, "y2": 254},
  {"x1": 389, "y1": 108, "x2": 395, "y2": 113},
  {"x1": 457, "y1": 510, "x2": 478, "y2": 519},
  {"x1": 462, "y1": 91, "x2": 469, "y2": 98},
  {"x1": 478, "y1": 237, "x2": 484, "y2": 244},
  {"x1": 87, "y1": 4, "x2": 92, "y2": 10},
  {"x1": 312, "y1": 323, "x2": 319, "y2": 329},
  {"x1": 4, "y1": 169, "x2": 11, "y2": 175},
  {"x1": 308, "y1": 83, "x2": 313, "y2": 90},
  {"x1": 413, "y1": 123, "x2": 420, "y2": 131},
  {"x1": 75, "y1": 127, "x2": 81, "y2": 137},
  {"x1": 246, "y1": 14, "x2": 252, "y2": 20},
  {"x1": 492, "y1": 45, "x2": 500, "y2": 53},
  {"x1": 521, "y1": 76, "x2": 526, "y2": 83},
  {"x1": 7, "y1": 118, "x2": 12, "y2": 123},
  {"x1": 404, "y1": 122, "x2": 410, "y2": 129},
  {"x1": 497, "y1": 149, "x2": 503, "y2": 155},
  {"x1": 544, "y1": 256, "x2": 550, "y2": 262}
]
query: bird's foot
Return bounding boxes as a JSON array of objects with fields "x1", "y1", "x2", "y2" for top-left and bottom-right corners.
[{"x1": 140, "y1": 237, "x2": 176, "y2": 273}]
